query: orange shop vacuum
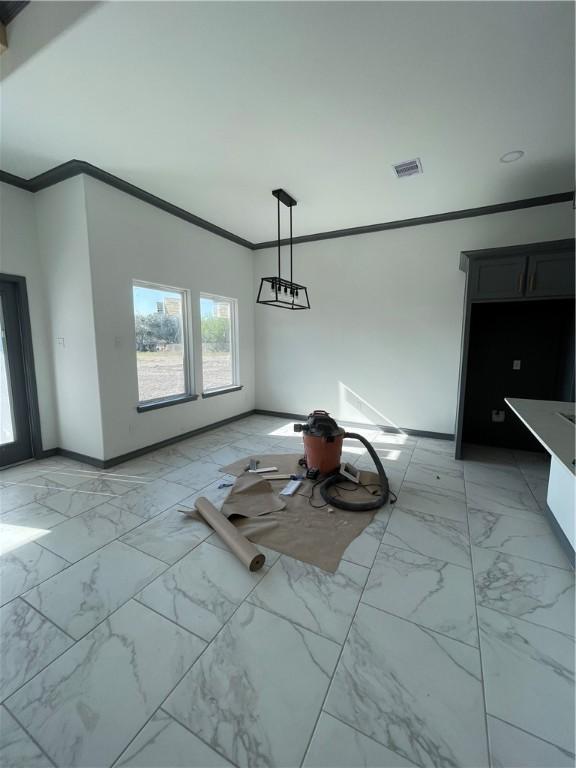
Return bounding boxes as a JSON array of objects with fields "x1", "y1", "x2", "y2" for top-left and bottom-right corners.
[{"x1": 294, "y1": 410, "x2": 390, "y2": 510}]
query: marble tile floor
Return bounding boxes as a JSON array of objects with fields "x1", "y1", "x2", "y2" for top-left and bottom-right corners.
[{"x1": 0, "y1": 415, "x2": 573, "y2": 768}]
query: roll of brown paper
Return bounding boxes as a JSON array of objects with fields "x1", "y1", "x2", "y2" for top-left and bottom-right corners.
[{"x1": 193, "y1": 497, "x2": 266, "y2": 572}]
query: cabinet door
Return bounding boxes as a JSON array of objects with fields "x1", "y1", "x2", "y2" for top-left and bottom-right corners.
[
  {"x1": 526, "y1": 251, "x2": 575, "y2": 298},
  {"x1": 469, "y1": 255, "x2": 526, "y2": 300}
]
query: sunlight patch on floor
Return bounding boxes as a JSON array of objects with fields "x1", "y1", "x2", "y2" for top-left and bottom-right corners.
[{"x1": 0, "y1": 523, "x2": 51, "y2": 554}]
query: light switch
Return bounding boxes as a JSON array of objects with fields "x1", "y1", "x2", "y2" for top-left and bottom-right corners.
[
  {"x1": 513, "y1": 360, "x2": 521, "y2": 370},
  {"x1": 491, "y1": 410, "x2": 505, "y2": 423}
]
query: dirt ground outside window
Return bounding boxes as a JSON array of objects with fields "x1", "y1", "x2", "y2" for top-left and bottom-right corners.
[{"x1": 136, "y1": 351, "x2": 233, "y2": 401}]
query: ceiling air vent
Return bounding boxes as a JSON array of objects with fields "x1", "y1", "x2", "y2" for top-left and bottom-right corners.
[{"x1": 393, "y1": 158, "x2": 422, "y2": 178}]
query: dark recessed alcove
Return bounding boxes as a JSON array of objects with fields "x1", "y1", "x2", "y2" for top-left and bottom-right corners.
[{"x1": 462, "y1": 298, "x2": 575, "y2": 450}]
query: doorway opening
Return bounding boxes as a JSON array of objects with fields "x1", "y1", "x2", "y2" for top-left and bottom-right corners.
[{"x1": 462, "y1": 298, "x2": 575, "y2": 451}]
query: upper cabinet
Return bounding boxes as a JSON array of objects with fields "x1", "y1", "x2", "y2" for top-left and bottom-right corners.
[
  {"x1": 469, "y1": 255, "x2": 526, "y2": 300},
  {"x1": 461, "y1": 240, "x2": 575, "y2": 302},
  {"x1": 525, "y1": 251, "x2": 575, "y2": 298}
]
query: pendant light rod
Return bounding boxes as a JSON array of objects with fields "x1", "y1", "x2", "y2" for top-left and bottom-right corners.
[
  {"x1": 272, "y1": 188, "x2": 297, "y2": 285},
  {"x1": 257, "y1": 187, "x2": 309, "y2": 311},
  {"x1": 290, "y1": 204, "x2": 293, "y2": 285}
]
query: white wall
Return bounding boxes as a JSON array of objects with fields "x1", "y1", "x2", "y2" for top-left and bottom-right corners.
[
  {"x1": 0, "y1": 183, "x2": 58, "y2": 450},
  {"x1": 254, "y1": 202, "x2": 575, "y2": 434},
  {"x1": 34, "y1": 177, "x2": 105, "y2": 458},
  {"x1": 83, "y1": 176, "x2": 255, "y2": 460},
  {"x1": 2, "y1": 174, "x2": 572, "y2": 459}
]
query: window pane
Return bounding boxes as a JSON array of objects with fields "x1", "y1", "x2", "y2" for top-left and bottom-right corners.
[
  {"x1": 200, "y1": 295, "x2": 236, "y2": 391},
  {"x1": 132, "y1": 284, "x2": 187, "y2": 403}
]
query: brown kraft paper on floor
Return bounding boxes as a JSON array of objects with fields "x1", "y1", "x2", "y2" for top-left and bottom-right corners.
[
  {"x1": 221, "y1": 453, "x2": 304, "y2": 478},
  {"x1": 218, "y1": 456, "x2": 382, "y2": 572},
  {"x1": 220, "y1": 473, "x2": 287, "y2": 517}
]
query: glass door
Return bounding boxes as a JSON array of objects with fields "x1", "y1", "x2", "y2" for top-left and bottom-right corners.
[{"x1": 0, "y1": 280, "x2": 33, "y2": 466}]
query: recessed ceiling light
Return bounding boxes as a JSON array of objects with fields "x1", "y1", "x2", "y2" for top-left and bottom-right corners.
[{"x1": 500, "y1": 150, "x2": 525, "y2": 163}]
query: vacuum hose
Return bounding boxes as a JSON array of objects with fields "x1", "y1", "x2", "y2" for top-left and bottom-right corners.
[{"x1": 319, "y1": 432, "x2": 390, "y2": 511}]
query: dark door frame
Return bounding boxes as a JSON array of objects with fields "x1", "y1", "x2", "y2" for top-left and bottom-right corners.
[
  {"x1": 454, "y1": 238, "x2": 575, "y2": 459},
  {"x1": 0, "y1": 273, "x2": 43, "y2": 461}
]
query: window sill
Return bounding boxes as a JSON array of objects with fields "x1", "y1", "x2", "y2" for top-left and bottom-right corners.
[
  {"x1": 202, "y1": 385, "x2": 243, "y2": 399},
  {"x1": 137, "y1": 394, "x2": 199, "y2": 413}
]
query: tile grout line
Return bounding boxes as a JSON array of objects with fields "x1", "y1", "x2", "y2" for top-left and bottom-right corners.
[
  {"x1": 298, "y1": 494, "x2": 410, "y2": 768},
  {"x1": 1, "y1": 595, "x2": 79, "y2": 718},
  {"x1": 163, "y1": 707, "x2": 242, "y2": 768},
  {"x1": 462, "y1": 448, "x2": 551, "y2": 768},
  {"x1": 358, "y1": 597, "x2": 480, "y2": 651},
  {"x1": 4, "y1": 587, "x2": 175, "y2": 707},
  {"x1": 116, "y1": 560, "x2": 288, "y2": 768},
  {"x1": 463, "y1": 475, "x2": 545, "y2": 519},
  {"x1": 244, "y1": 561, "x2": 364, "y2": 647},
  {"x1": 488, "y1": 713, "x2": 576, "y2": 758},
  {"x1": 468, "y1": 531, "x2": 573, "y2": 573},
  {"x1": 396, "y1": 460, "x2": 472, "y2": 528},
  {"x1": 396, "y1": 444, "x2": 499, "y2": 767},
  {"x1": 17, "y1": 547, "x2": 174, "y2": 640},
  {"x1": 107, "y1": 631, "x2": 231, "y2": 768},
  {"x1": 32, "y1": 505, "x2": 147, "y2": 560},
  {"x1": 2, "y1": 477, "x2": 251, "y2": 710},
  {"x1": 468, "y1": 580, "x2": 576, "y2": 641},
  {"x1": 378, "y1": 524, "x2": 473, "y2": 571},
  {"x1": 4, "y1": 596, "x2": 216, "y2": 768},
  {"x1": 377, "y1": 535, "x2": 472, "y2": 571},
  {"x1": 2, "y1": 529, "x2": 211, "y2": 705},
  {"x1": 32, "y1": 492, "x2": 195, "y2": 563},
  {"x1": 118, "y1": 538, "x2": 183, "y2": 567},
  {"x1": 515, "y1": 454, "x2": 575, "y2": 572},
  {"x1": 1, "y1": 499, "x2": 79, "y2": 530},
  {"x1": 32, "y1": 512, "x2": 135, "y2": 563},
  {"x1": 468, "y1": 451, "x2": 575, "y2": 635},
  {"x1": 0, "y1": 423, "x2": 267, "y2": 547},
  {"x1": 321, "y1": 709, "x2": 423, "y2": 766},
  {"x1": 1, "y1": 547, "x2": 74, "y2": 600},
  {"x1": 1, "y1": 622, "x2": 78, "y2": 706},
  {"x1": 1, "y1": 704, "x2": 58, "y2": 768},
  {"x1": 131, "y1": 597, "x2": 210, "y2": 646},
  {"x1": 464, "y1": 475, "x2": 495, "y2": 768},
  {"x1": 15, "y1": 596, "x2": 77, "y2": 643}
]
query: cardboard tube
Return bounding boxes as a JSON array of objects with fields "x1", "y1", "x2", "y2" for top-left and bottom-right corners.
[{"x1": 193, "y1": 497, "x2": 266, "y2": 572}]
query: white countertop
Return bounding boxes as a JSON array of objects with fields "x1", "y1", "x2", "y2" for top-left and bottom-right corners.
[{"x1": 505, "y1": 398, "x2": 575, "y2": 475}]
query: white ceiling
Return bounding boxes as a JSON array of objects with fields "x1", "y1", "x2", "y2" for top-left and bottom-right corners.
[{"x1": 1, "y1": 1, "x2": 574, "y2": 243}]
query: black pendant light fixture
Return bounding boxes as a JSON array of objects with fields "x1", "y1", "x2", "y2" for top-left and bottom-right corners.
[{"x1": 257, "y1": 188, "x2": 310, "y2": 310}]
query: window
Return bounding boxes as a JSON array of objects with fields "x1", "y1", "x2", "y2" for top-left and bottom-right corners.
[
  {"x1": 132, "y1": 282, "x2": 192, "y2": 405},
  {"x1": 200, "y1": 294, "x2": 239, "y2": 392}
]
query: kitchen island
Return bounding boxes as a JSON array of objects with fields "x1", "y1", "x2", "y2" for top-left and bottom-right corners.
[{"x1": 506, "y1": 398, "x2": 575, "y2": 555}]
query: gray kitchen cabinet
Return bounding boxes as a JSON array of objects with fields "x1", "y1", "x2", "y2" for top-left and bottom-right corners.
[
  {"x1": 468, "y1": 255, "x2": 526, "y2": 300},
  {"x1": 525, "y1": 251, "x2": 575, "y2": 298},
  {"x1": 455, "y1": 238, "x2": 575, "y2": 460},
  {"x1": 461, "y1": 239, "x2": 574, "y2": 301}
]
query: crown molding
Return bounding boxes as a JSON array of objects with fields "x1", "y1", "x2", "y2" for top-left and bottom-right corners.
[
  {"x1": 252, "y1": 191, "x2": 575, "y2": 249},
  {"x1": 1, "y1": 161, "x2": 573, "y2": 250},
  {"x1": 0, "y1": 160, "x2": 253, "y2": 249}
]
